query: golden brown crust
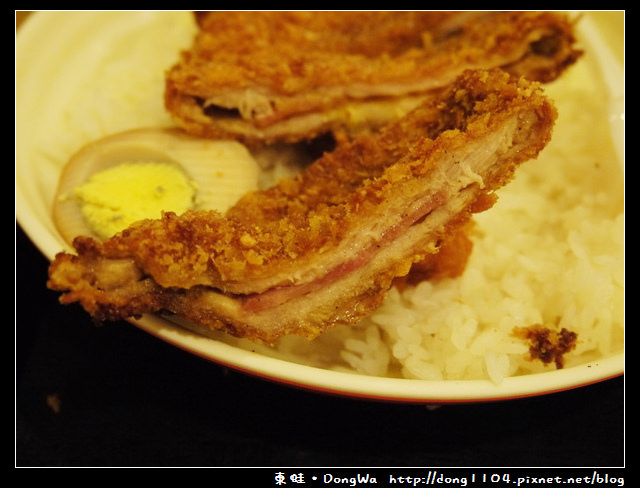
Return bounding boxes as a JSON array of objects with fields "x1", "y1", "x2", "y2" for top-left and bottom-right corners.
[
  {"x1": 225, "y1": 69, "x2": 556, "y2": 272},
  {"x1": 57, "y1": 69, "x2": 555, "y2": 291},
  {"x1": 172, "y1": 11, "x2": 578, "y2": 96},
  {"x1": 165, "y1": 11, "x2": 578, "y2": 143},
  {"x1": 513, "y1": 324, "x2": 578, "y2": 369},
  {"x1": 48, "y1": 69, "x2": 557, "y2": 342}
]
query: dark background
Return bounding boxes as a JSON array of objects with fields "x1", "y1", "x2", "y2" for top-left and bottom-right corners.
[{"x1": 15, "y1": 224, "x2": 624, "y2": 468}]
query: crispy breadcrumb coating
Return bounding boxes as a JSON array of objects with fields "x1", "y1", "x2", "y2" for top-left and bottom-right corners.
[
  {"x1": 165, "y1": 11, "x2": 579, "y2": 143},
  {"x1": 513, "y1": 324, "x2": 578, "y2": 369},
  {"x1": 49, "y1": 69, "x2": 557, "y2": 342}
]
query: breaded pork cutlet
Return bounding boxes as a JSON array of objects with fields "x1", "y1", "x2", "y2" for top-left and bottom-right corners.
[
  {"x1": 48, "y1": 69, "x2": 557, "y2": 343},
  {"x1": 165, "y1": 11, "x2": 578, "y2": 144}
]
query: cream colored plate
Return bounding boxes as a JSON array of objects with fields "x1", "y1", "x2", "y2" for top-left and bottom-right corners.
[{"x1": 16, "y1": 11, "x2": 623, "y2": 402}]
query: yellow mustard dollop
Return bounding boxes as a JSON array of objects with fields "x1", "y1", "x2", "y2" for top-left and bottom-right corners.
[{"x1": 73, "y1": 161, "x2": 197, "y2": 239}]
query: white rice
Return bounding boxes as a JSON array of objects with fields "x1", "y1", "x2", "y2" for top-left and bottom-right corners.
[{"x1": 43, "y1": 12, "x2": 624, "y2": 383}]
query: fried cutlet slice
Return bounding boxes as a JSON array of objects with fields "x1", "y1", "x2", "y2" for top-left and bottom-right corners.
[
  {"x1": 48, "y1": 69, "x2": 557, "y2": 343},
  {"x1": 165, "y1": 11, "x2": 578, "y2": 144}
]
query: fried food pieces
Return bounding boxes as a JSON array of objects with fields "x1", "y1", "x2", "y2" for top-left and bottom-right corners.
[
  {"x1": 165, "y1": 11, "x2": 579, "y2": 144},
  {"x1": 48, "y1": 69, "x2": 557, "y2": 343}
]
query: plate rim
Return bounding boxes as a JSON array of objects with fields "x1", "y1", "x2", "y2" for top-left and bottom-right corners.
[
  {"x1": 16, "y1": 11, "x2": 625, "y2": 403},
  {"x1": 134, "y1": 313, "x2": 624, "y2": 403}
]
